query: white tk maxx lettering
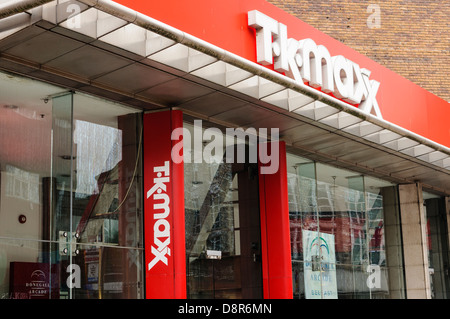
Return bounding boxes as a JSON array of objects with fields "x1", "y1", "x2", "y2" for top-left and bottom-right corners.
[
  {"x1": 248, "y1": 10, "x2": 382, "y2": 119},
  {"x1": 147, "y1": 161, "x2": 171, "y2": 270}
]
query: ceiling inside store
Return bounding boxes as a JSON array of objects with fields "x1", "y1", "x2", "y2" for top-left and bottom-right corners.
[{"x1": 0, "y1": 71, "x2": 138, "y2": 176}]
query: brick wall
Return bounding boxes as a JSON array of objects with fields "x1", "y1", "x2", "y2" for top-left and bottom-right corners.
[{"x1": 267, "y1": 0, "x2": 450, "y2": 102}]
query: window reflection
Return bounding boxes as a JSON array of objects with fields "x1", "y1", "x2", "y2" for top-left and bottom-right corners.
[
  {"x1": 0, "y1": 71, "x2": 143, "y2": 299},
  {"x1": 423, "y1": 191, "x2": 450, "y2": 299},
  {"x1": 287, "y1": 153, "x2": 399, "y2": 299},
  {"x1": 184, "y1": 122, "x2": 263, "y2": 299},
  {"x1": 63, "y1": 99, "x2": 143, "y2": 299}
]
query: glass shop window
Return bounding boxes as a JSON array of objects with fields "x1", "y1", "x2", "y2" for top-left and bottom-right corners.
[
  {"x1": 0, "y1": 72, "x2": 144, "y2": 299},
  {"x1": 287, "y1": 153, "x2": 404, "y2": 299}
]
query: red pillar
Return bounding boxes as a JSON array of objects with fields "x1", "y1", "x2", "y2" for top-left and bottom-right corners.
[
  {"x1": 259, "y1": 141, "x2": 293, "y2": 299},
  {"x1": 143, "y1": 110, "x2": 186, "y2": 299}
]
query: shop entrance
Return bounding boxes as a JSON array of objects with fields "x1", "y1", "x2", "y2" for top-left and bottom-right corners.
[
  {"x1": 184, "y1": 125, "x2": 263, "y2": 299},
  {"x1": 0, "y1": 72, "x2": 144, "y2": 300}
]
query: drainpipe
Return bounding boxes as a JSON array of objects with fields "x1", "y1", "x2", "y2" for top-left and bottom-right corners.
[{"x1": 0, "y1": 0, "x2": 54, "y2": 18}]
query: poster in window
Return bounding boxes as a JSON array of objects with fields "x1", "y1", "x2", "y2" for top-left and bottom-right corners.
[
  {"x1": 302, "y1": 230, "x2": 337, "y2": 299},
  {"x1": 9, "y1": 262, "x2": 60, "y2": 299}
]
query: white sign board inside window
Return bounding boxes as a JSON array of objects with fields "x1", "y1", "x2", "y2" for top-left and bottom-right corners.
[{"x1": 302, "y1": 230, "x2": 338, "y2": 299}]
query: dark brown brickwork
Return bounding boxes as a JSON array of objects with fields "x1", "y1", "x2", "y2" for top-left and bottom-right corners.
[{"x1": 267, "y1": 0, "x2": 450, "y2": 102}]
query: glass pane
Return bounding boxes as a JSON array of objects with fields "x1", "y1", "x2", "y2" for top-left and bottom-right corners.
[
  {"x1": 379, "y1": 185, "x2": 405, "y2": 299},
  {"x1": 287, "y1": 152, "x2": 404, "y2": 299},
  {"x1": 287, "y1": 157, "x2": 318, "y2": 263},
  {"x1": 0, "y1": 74, "x2": 53, "y2": 242},
  {"x1": 424, "y1": 192, "x2": 450, "y2": 299},
  {"x1": 68, "y1": 94, "x2": 143, "y2": 299},
  {"x1": 51, "y1": 93, "x2": 75, "y2": 244},
  {"x1": 68, "y1": 244, "x2": 144, "y2": 299},
  {"x1": 0, "y1": 238, "x2": 143, "y2": 299},
  {"x1": 367, "y1": 191, "x2": 385, "y2": 266},
  {"x1": 292, "y1": 261, "x2": 305, "y2": 298},
  {"x1": 0, "y1": 72, "x2": 57, "y2": 299},
  {"x1": 184, "y1": 122, "x2": 262, "y2": 299},
  {"x1": 0, "y1": 70, "x2": 145, "y2": 299}
]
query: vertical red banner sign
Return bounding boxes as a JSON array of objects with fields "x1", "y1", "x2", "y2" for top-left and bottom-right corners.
[
  {"x1": 143, "y1": 110, "x2": 186, "y2": 299},
  {"x1": 258, "y1": 141, "x2": 293, "y2": 299}
]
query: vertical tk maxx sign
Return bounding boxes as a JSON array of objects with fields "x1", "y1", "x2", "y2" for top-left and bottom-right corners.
[{"x1": 143, "y1": 111, "x2": 186, "y2": 299}]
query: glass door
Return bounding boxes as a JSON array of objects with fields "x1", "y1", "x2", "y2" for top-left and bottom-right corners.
[
  {"x1": 49, "y1": 92, "x2": 144, "y2": 299},
  {"x1": 0, "y1": 73, "x2": 144, "y2": 299}
]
